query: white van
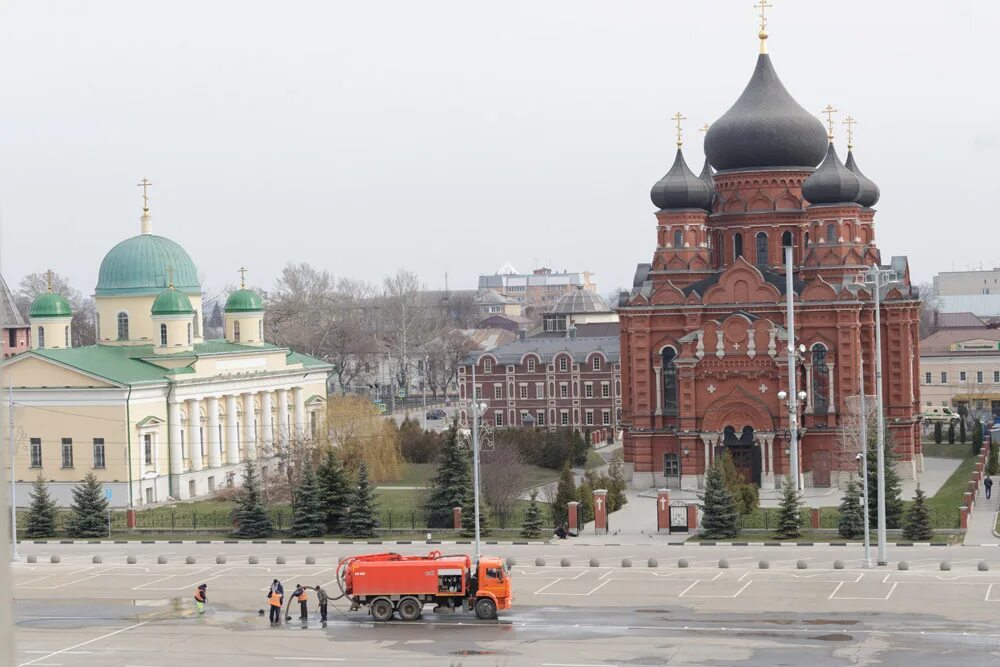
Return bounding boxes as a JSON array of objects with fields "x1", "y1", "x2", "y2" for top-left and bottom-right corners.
[{"x1": 920, "y1": 406, "x2": 961, "y2": 425}]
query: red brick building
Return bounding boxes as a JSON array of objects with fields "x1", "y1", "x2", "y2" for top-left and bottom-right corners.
[
  {"x1": 1, "y1": 274, "x2": 29, "y2": 358},
  {"x1": 618, "y1": 37, "x2": 921, "y2": 490}
]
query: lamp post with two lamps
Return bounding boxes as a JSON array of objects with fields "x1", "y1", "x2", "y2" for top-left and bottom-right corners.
[{"x1": 777, "y1": 386, "x2": 808, "y2": 490}]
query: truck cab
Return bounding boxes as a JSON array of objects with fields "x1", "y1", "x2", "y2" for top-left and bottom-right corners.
[{"x1": 472, "y1": 556, "x2": 512, "y2": 617}]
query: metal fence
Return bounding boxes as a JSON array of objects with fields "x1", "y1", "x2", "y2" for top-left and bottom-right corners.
[{"x1": 735, "y1": 506, "x2": 959, "y2": 531}]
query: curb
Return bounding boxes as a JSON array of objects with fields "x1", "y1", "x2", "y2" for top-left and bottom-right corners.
[{"x1": 19, "y1": 539, "x2": 958, "y2": 547}]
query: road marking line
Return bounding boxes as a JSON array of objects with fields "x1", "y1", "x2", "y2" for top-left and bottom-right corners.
[
  {"x1": 680, "y1": 580, "x2": 752, "y2": 598},
  {"x1": 536, "y1": 579, "x2": 612, "y2": 597},
  {"x1": 831, "y1": 581, "x2": 898, "y2": 601},
  {"x1": 16, "y1": 620, "x2": 150, "y2": 667},
  {"x1": 273, "y1": 659, "x2": 345, "y2": 663},
  {"x1": 542, "y1": 663, "x2": 617, "y2": 667},
  {"x1": 986, "y1": 583, "x2": 994, "y2": 602},
  {"x1": 828, "y1": 581, "x2": 845, "y2": 599},
  {"x1": 533, "y1": 579, "x2": 562, "y2": 594}
]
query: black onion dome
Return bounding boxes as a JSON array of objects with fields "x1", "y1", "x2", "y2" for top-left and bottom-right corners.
[
  {"x1": 802, "y1": 142, "x2": 861, "y2": 205},
  {"x1": 845, "y1": 149, "x2": 880, "y2": 207},
  {"x1": 698, "y1": 157, "x2": 716, "y2": 200},
  {"x1": 650, "y1": 149, "x2": 713, "y2": 211},
  {"x1": 704, "y1": 54, "x2": 828, "y2": 171}
]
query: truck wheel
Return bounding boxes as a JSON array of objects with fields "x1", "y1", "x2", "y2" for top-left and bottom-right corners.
[
  {"x1": 397, "y1": 598, "x2": 422, "y2": 621},
  {"x1": 474, "y1": 597, "x2": 497, "y2": 620},
  {"x1": 370, "y1": 598, "x2": 394, "y2": 622}
]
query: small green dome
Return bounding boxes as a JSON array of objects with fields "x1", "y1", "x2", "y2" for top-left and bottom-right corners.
[
  {"x1": 151, "y1": 288, "x2": 195, "y2": 316},
  {"x1": 96, "y1": 234, "x2": 200, "y2": 296},
  {"x1": 225, "y1": 288, "x2": 264, "y2": 313},
  {"x1": 29, "y1": 292, "x2": 72, "y2": 318}
]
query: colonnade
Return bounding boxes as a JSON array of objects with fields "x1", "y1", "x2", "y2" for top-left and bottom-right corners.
[{"x1": 697, "y1": 430, "x2": 778, "y2": 489}]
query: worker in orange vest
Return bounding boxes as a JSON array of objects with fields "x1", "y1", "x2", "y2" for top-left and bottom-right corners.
[
  {"x1": 267, "y1": 588, "x2": 283, "y2": 624},
  {"x1": 193, "y1": 584, "x2": 207, "y2": 615},
  {"x1": 291, "y1": 584, "x2": 308, "y2": 620}
]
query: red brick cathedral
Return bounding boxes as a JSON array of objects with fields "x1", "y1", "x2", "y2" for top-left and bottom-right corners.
[{"x1": 618, "y1": 33, "x2": 921, "y2": 490}]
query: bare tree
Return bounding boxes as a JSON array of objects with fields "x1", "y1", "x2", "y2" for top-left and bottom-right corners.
[
  {"x1": 424, "y1": 330, "x2": 476, "y2": 397},
  {"x1": 917, "y1": 281, "x2": 941, "y2": 338},
  {"x1": 326, "y1": 278, "x2": 379, "y2": 395},
  {"x1": 380, "y1": 270, "x2": 440, "y2": 396},
  {"x1": 479, "y1": 439, "x2": 526, "y2": 527}
]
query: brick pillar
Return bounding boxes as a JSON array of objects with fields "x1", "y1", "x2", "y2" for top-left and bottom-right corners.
[
  {"x1": 593, "y1": 489, "x2": 608, "y2": 535},
  {"x1": 656, "y1": 489, "x2": 670, "y2": 533},
  {"x1": 964, "y1": 492, "x2": 974, "y2": 512},
  {"x1": 961, "y1": 506, "x2": 970, "y2": 529},
  {"x1": 567, "y1": 501, "x2": 579, "y2": 533},
  {"x1": 686, "y1": 504, "x2": 698, "y2": 530},
  {"x1": 453, "y1": 507, "x2": 462, "y2": 530},
  {"x1": 810, "y1": 508, "x2": 820, "y2": 529},
  {"x1": 126, "y1": 508, "x2": 136, "y2": 529}
]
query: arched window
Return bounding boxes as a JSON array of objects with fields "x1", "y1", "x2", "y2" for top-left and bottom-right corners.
[
  {"x1": 192, "y1": 314, "x2": 200, "y2": 338},
  {"x1": 755, "y1": 232, "x2": 769, "y2": 268},
  {"x1": 258, "y1": 320, "x2": 263, "y2": 341},
  {"x1": 717, "y1": 233, "x2": 725, "y2": 266},
  {"x1": 811, "y1": 344, "x2": 829, "y2": 413},
  {"x1": 233, "y1": 320, "x2": 241, "y2": 343},
  {"x1": 826, "y1": 223, "x2": 836, "y2": 243},
  {"x1": 116, "y1": 312, "x2": 129, "y2": 340},
  {"x1": 673, "y1": 229, "x2": 683, "y2": 248},
  {"x1": 804, "y1": 231, "x2": 810, "y2": 247},
  {"x1": 37, "y1": 326, "x2": 45, "y2": 349},
  {"x1": 95, "y1": 312, "x2": 100, "y2": 340},
  {"x1": 187, "y1": 323, "x2": 192, "y2": 344},
  {"x1": 661, "y1": 347, "x2": 678, "y2": 414},
  {"x1": 64, "y1": 325, "x2": 69, "y2": 347},
  {"x1": 160, "y1": 323, "x2": 168, "y2": 346},
  {"x1": 782, "y1": 231, "x2": 793, "y2": 247},
  {"x1": 733, "y1": 233, "x2": 743, "y2": 260}
]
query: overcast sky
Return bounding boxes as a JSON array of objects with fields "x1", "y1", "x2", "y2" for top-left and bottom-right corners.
[{"x1": 0, "y1": 1, "x2": 996, "y2": 299}]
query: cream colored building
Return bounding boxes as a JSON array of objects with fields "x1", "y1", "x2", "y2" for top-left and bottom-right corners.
[
  {"x1": 1, "y1": 204, "x2": 331, "y2": 507},
  {"x1": 920, "y1": 328, "x2": 1000, "y2": 420}
]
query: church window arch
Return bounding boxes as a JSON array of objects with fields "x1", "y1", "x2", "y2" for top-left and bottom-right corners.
[
  {"x1": 804, "y1": 231, "x2": 810, "y2": 247},
  {"x1": 233, "y1": 320, "x2": 241, "y2": 343},
  {"x1": 661, "y1": 346, "x2": 678, "y2": 414},
  {"x1": 811, "y1": 343, "x2": 830, "y2": 413},
  {"x1": 673, "y1": 229, "x2": 683, "y2": 248},
  {"x1": 192, "y1": 314, "x2": 200, "y2": 339},
  {"x1": 160, "y1": 323, "x2": 168, "y2": 346},
  {"x1": 733, "y1": 233, "x2": 743, "y2": 260},
  {"x1": 187, "y1": 322, "x2": 192, "y2": 345},
  {"x1": 64, "y1": 325, "x2": 69, "y2": 347},
  {"x1": 825, "y1": 223, "x2": 836, "y2": 243},
  {"x1": 37, "y1": 326, "x2": 45, "y2": 349},
  {"x1": 117, "y1": 312, "x2": 129, "y2": 340},
  {"x1": 755, "y1": 232, "x2": 769, "y2": 268},
  {"x1": 782, "y1": 230, "x2": 793, "y2": 247}
]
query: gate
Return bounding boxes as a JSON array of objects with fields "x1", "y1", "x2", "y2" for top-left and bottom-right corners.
[{"x1": 669, "y1": 501, "x2": 689, "y2": 533}]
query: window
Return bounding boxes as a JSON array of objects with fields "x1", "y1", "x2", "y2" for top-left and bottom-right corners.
[
  {"x1": 559, "y1": 357, "x2": 568, "y2": 372},
  {"x1": 93, "y1": 438, "x2": 106, "y2": 468},
  {"x1": 160, "y1": 323, "x2": 168, "y2": 346},
  {"x1": 519, "y1": 384, "x2": 528, "y2": 399},
  {"x1": 925, "y1": 372, "x2": 932, "y2": 384},
  {"x1": 30, "y1": 438, "x2": 42, "y2": 467},
  {"x1": 474, "y1": 384, "x2": 482, "y2": 399},
  {"x1": 310, "y1": 411, "x2": 318, "y2": 438},
  {"x1": 941, "y1": 372, "x2": 947, "y2": 383},
  {"x1": 585, "y1": 383, "x2": 594, "y2": 398},
  {"x1": 192, "y1": 314, "x2": 200, "y2": 338},
  {"x1": 585, "y1": 411, "x2": 594, "y2": 426},
  {"x1": 673, "y1": 229, "x2": 683, "y2": 247},
  {"x1": 978, "y1": 371, "x2": 984, "y2": 384},
  {"x1": 144, "y1": 434, "x2": 153, "y2": 465},
  {"x1": 483, "y1": 358, "x2": 493, "y2": 373},
  {"x1": 187, "y1": 322, "x2": 192, "y2": 344},
  {"x1": 64, "y1": 325, "x2": 69, "y2": 347},
  {"x1": 960, "y1": 371, "x2": 967, "y2": 382},
  {"x1": 8, "y1": 329, "x2": 15, "y2": 348},
  {"x1": 755, "y1": 232, "x2": 768, "y2": 268},
  {"x1": 560, "y1": 383, "x2": 569, "y2": 398},
  {"x1": 592, "y1": 357, "x2": 601, "y2": 371},
  {"x1": 527, "y1": 358, "x2": 536, "y2": 372},
  {"x1": 536, "y1": 410, "x2": 545, "y2": 426},
  {"x1": 602, "y1": 410, "x2": 611, "y2": 425},
  {"x1": 663, "y1": 453, "x2": 680, "y2": 477},
  {"x1": 495, "y1": 411, "x2": 503, "y2": 427},
  {"x1": 782, "y1": 230, "x2": 793, "y2": 247},
  {"x1": 233, "y1": 320, "x2": 241, "y2": 343},
  {"x1": 61, "y1": 438, "x2": 73, "y2": 468},
  {"x1": 825, "y1": 223, "x2": 836, "y2": 243},
  {"x1": 662, "y1": 347, "x2": 678, "y2": 413},
  {"x1": 602, "y1": 382, "x2": 610, "y2": 398},
  {"x1": 535, "y1": 383, "x2": 544, "y2": 398},
  {"x1": 560, "y1": 411, "x2": 569, "y2": 426},
  {"x1": 117, "y1": 312, "x2": 129, "y2": 340},
  {"x1": 995, "y1": 371, "x2": 999, "y2": 383},
  {"x1": 494, "y1": 385, "x2": 503, "y2": 399},
  {"x1": 733, "y1": 233, "x2": 743, "y2": 259},
  {"x1": 811, "y1": 344, "x2": 829, "y2": 413},
  {"x1": 37, "y1": 326, "x2": 45, "y2": 349}
]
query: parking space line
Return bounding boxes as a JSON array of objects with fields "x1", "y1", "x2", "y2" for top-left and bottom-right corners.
[
  {"x1": 986, "y1": 583, "x2": 994, "y2": 602},
  {"x1": 831, "y1": 581, "x2": 898, "y2": 600},
  {"x1": 536, "y1": 579, "x2": 612, "y2": 597},
  {"x1": 533, "y1": 579, "x2": 562, "y2": 594},
  {"x1": 679, "y1": 579, "x2": 752, "y2": 598},
  {"x1": 16, "y1": 620, "x2": 150, "y2": 667}
]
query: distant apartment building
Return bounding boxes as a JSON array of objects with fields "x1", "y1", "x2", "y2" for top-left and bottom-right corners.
[
  {"x1": 478, "y1": 262, "x2": 598, "y2": 313},
  {"x1": 1, "y1": 274, "x2": 29, "y2": 358},
  {"x1": 920, "y1": 326, "x2": 1000, "y2": 419},
  {"x1": 933, "y1": 269, "x2": 1000, "y2": 318}
]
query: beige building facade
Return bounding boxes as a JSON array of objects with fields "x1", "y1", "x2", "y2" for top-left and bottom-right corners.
[{"x1": 920, "y1": 328, "x2": 1000, "y2": 421}]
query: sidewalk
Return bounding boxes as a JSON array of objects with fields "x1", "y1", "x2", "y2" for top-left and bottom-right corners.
[{"x1": 963, "y1": 480, "x2": 998, "y2": 546}]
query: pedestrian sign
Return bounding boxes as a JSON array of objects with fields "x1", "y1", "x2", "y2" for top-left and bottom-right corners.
[
  {"x1": 375, "y1": 401, "x2": 387, "y2": 414},
  {"x1": 397, "y1": 389, "x2": 405, "y2": 399},
  {"x1": 105, "y1": 488, "x2": 113, "y2": 501}
]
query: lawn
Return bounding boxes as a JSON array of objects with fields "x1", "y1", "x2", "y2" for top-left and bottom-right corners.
[
  {"x1": 920, "y1": 453, "x2": 978, "y2": 528},
  {"x1": 689, "y1": 530, "x2": 961, "y2": 544},
  {"x1": 921, "y1": 442, "x2": 977, "y2": 459}
]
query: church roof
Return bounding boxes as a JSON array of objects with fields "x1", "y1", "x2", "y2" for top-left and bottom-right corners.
[
  {"x1": 29, "y1": 291, "x2": 72, "y2": 319},
  {"x1": 1, "y1": 275, "x2": 27, "y2": 327},
  {"x1": 802, "y1": 142, "x2": 861, "y2": 206},
  {"x1": 466, "y1": 335, "x2": 620, "y2": 365},
  {"x1": 96, "y1": 234, "x2": 200, "y2": 296},
  {"x1": 152, "y1": 288, "x2": 195, "y2": 316},
  {"x1": 650, "y1": 148, "x2": 713, "y2": 211},
  {"x1": 550, "y1": 286, "x2": 611, "y2": 314},
  {"x1": 225, "y1": 288, "x2": 264, "y2": 313},
  {"x1": 845, "y1": 149, "x2": 880, "y2": 207}
]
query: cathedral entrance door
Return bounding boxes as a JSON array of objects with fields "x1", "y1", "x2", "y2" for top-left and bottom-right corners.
[{"x1": 721, "y1": 426, "x2": 762, "y2": 487}]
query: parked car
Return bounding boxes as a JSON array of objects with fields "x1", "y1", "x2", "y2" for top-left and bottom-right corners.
[
  {"x1": 425, "y1": 409, "x2": 447, "y2": 420},
  {"x1": 920, "y1": 405, "x2": 961, "y2": 425}
]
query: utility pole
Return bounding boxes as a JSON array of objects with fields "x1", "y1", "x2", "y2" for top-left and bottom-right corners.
[
  {"x1": 470, "y1": 362, "x2": 482, "y2": 564},
  {"x1": 783, "y1": 246, "x2": 801, "y2": 490},
  {"x1": 859, "y1": 345, "x2": 872, "y2": 568}
]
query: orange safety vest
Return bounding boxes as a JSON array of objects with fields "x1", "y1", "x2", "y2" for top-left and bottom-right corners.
[
  {"x1": 297, "y1": 589, "x2": 308, "y2": 602},
  {"x1": 194, "y1": 588, "x2": 205, "y2": 603},
  {"x1": 269, "y1": 592, "x2": 282, "y2": 607}
]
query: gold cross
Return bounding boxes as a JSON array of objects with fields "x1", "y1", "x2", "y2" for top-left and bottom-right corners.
[
  {"x1": 821, "y1": 104, "x2": 837, "y2": 140},
  {"x1": 842, "y1": 115, "x2": 857, "y2": 149},
  {"x1": 166, "y1": 266, "x2": 174, "y2": 289},
  {"x1": 137, "y1": 178, "x2": 153, "y2": 213},
  {"x1": 671, "y1": 111, "x2": 686, "y2": 147},
  {"x1": 239, "y1": 266, "x2": 247, "y2": 289},
  {"x1": 699, "y1": 123, "x2": 710, "y2": 133},
  {"x1": 46, "y1": 269, "x2": 53, "y2": 292},
  {"x1": 754, "y1": 0, "x2": 772, "y2": 32}
]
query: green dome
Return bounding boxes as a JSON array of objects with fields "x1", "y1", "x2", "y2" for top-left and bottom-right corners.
[
  {"x1": 29, "y1": 292, "x2": 72, "y2": 318},
  {"x1": 96, "y1": 234, "x2": 200, "y2": 296},
  {"x1": 151, "y1": 289, "x2": 195, "y2": 316},
  {"x1": 225, "y1": 288, "x2": 264, "y2": 313}
]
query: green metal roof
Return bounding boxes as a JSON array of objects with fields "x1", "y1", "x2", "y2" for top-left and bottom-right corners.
[
  {"x1": 285, "y1": 351, "x2": 330, "y2": 368},
  {"x1": 95, "y1": 234, "x2": 200, "y2": 296},
  {"x1": 151, "y1": 288, "x2": 195, "y2": 315},
  {"x1": 225, "y1": 288, "x2": 264, "y2": 313},
  {"x1": 29, "y1": 292, "x2": 72, "y2": 318}
]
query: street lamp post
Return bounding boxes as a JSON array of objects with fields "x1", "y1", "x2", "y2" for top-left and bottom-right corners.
[
  {"x1": 8, "y1": 378, "x2": 17, "y2": 562},
  {"x1": 469, "y1": 362, "x2": 486, "y2": 564},
  {"x1": 782, "y1": 245, "x2": 806, "y2": 491},
  {"x1": 777, "y1": 387, "x2": 807, "y2": 489},
  {"x1": 858, "y1": 345, "x2": 873, "y2": 569}
]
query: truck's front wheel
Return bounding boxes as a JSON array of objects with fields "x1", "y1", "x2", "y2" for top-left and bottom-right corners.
[
  {"x1": 370, "y1": 598, "x2": 394, "y2": 622},
  {"x1": 474, "y1": 597, "x2": 497, "y2": 620}
]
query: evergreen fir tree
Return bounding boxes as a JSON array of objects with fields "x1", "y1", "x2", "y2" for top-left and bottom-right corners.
[
  {"x1": 699, "y1": 459, "x2": 738, "y2": 539},
  {"x1": 24, "y1": 474, "x2": 58, "y2": 538},
  {"x1": 571, "y1": 429, "x2": 588, "y2": 467},
  {"x1": 65, "y1": 472, "x2": 109, "y2": 538},
  {"x1": 902, "y1": 486, "x2": 933, "y2": 541},
  {"x1": 290, "y1": 464, "x2": 326, "y2": 537},
  {"x1": 577, "y1": 471, "x2": 595, "y2": 524},
  {"x1": 233, "y1": 460, "x2": 273, "y2": 539},
  {"x1": 947, "y1": 422, "x2": 956, "y2": 444},
  {"x1": 343, "y1": 463, "x2": 379, "y2": 538},
  {"x1": 460, "y1": 496, "x2": 491, "y2": 537},
  {"x1": 933, "y1": 422, "x2": 943, "y2": 445},
  {"x1": 987, "y1": 443, "x2": 999, "y2": 476},
  {"x1": 837, "y1": 480, "x2": 866, "y2": 539},
  {"x1": 552, "y1": 463, "x2": 577, "y2": 527},
  {"x1": 520, "y1": 490, "x2": 544, "y2": 538},
  {"x1": 316, "y1": 449, "x2": 351, "y2": 532},
  {"x1": 973, "y1": 420, "x2": 984, "y2": 455},
  {"x1": 774, "y1": 477, "x2": 804, "y2": 540},
  {"x1": 606, "y1": 456, "x2": 628, "y2": 512},
  {"x1": 865, "y1": 426, "x2": 905, "y2": 529},
  {"x1": 424, "y1": 425, "x2": 473, "y2": 528},
  {"x1": 960, "y1": 418, "x2": 968, "y2": 444}
]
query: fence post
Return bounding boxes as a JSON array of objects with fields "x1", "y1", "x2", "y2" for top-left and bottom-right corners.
[
  {"x1": 171, "y1": 510, "x2": 176, "y2": 530},
  {"x1": 193, "y1": 509, "x2": 198, "y2": 531},
  {"x1": 411, "y1": 510, "x2": 415, "y2": 531}
]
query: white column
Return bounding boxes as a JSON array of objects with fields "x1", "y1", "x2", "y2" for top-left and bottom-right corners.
[
  {"x1": 292, "y1": 386, "x2": 306, "y2": 437},
  {"x1": 225, "y1": 395, "x2": 240, "y2": 465},
  {"x1": 805, "y1": 364, "x2": 814, "y2": 412},
  {"x1": 827, "y1": 363, "x2": 836, "y2": 414},
  {"x1": 242, "y1": 392, "x2": 257, "y2": 460},
  {"x1": 761, "y1": 432, "x2": 776, "y2": 490},
  {"x1": 277, "y1": 388, "x2": 290, "y2": 447},
  {"x1": 187, "y1": 398, "x2": 203, "y2": 472},
  {"x1": 654, "y1": 367, "x2": 662, "y2": 414},
  {"x1": 168, "y1": 399, "x2": 183, "y2": 480},
  {"x1": 206, "y1": 396, "x2": 221, "y2": 468},
  {"x1": 260, "y1": 391, "x2": 274, "y2": 456}
]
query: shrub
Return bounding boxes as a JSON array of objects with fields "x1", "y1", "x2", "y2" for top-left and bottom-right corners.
[
  {"x1": 65, "y1": 472, "x2": 109, "y2": 538},
  {"x1": 837, "y1": 480, "x2": 865, "y2": 539},
  {"x1": 933, "y1": 422, "x2": 943, "y2": 445}
]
